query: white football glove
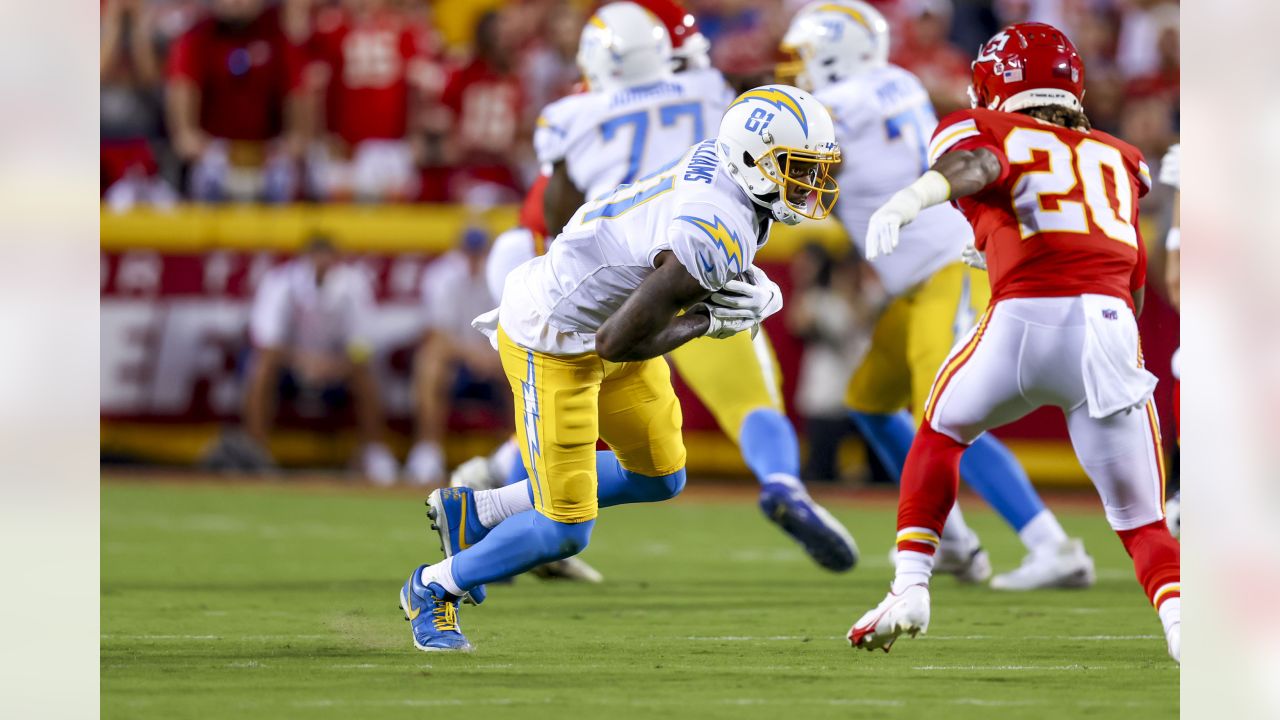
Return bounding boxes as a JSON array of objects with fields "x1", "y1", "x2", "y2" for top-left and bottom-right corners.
[
  {"x1": 864, "y1": 170, "x2": 952, "y2": 261},
  {"x1": 691, "y1": 303, "x2": 758, "y2": 339},
  {"x1": 960, "y1": 243, "x2": 987, "y2": 270},
  {"x1": 710, "y1": 267, "x2": 783, "y2": 323}
]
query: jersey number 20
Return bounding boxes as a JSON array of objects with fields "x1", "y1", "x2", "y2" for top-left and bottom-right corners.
[{"x1": 1004, "y1": 127, "x2": 1137, "y2": 247}]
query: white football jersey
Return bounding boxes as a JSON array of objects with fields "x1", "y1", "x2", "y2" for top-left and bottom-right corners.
[
  {"x1": 487, "y1": 139, "x2": 769, "y2": 355},
  {"x1": 533, "y1": 70, "x2": 735, "y2": 200},
  {"x1": 817, "y1": 64, "x2": 974, "y2": 296}
]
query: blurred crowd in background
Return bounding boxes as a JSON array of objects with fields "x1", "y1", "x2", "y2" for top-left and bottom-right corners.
[
  {"x1": 101, "y1": 0, "x2": 1179, "y2": 210},
  {"x1": 101, "y1": 0, "x2": 1180, "y2": 485}
]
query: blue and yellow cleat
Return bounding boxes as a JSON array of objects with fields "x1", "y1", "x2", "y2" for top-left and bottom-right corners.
[
  {"x1": 425, "y1": 487, "x2": 489, "y2": 604},
  {"x1": 759, "y1": 482, "x2": 859, "y2": 572},
  {"x1": 399, "y1": 564, "x2": 473, "y2": 652}
]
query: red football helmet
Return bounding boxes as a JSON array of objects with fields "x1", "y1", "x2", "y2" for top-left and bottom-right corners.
[
  {"x1": 968, "y1": 22, "x2": 1085, "y2": 114},
  {"x1": 626, "y1": 0, "x2": 712, "y2": 70}
]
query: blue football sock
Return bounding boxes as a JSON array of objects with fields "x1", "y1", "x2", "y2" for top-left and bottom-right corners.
[
  {"x1": 738, "y1": 408, "x2": 801, "y2": 482},
  {"x1": 450, "y1": 511, "x2": 594, "y2": 589},
  {"x1": 847, "y1": 409, "x2": 915, "y2": 479},
  {"x1": 958, "y1": 433, "x2": 1044, "y2": 531},
  {"x1": 849, "y1": 409, "x2": 1046, "y2": 532}
]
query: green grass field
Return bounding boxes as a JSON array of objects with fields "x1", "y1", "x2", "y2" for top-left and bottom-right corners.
[{"x1": 102, "y1": 479, "x2": 1178, "y2": 719}]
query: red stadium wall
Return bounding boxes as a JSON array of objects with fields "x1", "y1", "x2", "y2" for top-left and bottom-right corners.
[{"x1": 100, "y1": 206, "x2": 1179, "y2": 485}]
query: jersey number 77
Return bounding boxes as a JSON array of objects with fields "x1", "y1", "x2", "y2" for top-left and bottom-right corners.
[
  {"x1": 600, "y1": 102, "x2": 705, "y2": 185},
  {"x1": 1004, "y1": 127, "x2": 1138, "y2": 247}
]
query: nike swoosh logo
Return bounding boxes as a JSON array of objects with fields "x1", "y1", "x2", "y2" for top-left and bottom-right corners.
[
  {"x1": 459, "y1": 494, "x2": 471, "y2": 550},
  {"x1": 699, "y1": 253, "x2": 715, "y2": 273},
  {"x1": 407, "y1": 602, "x2": 422, "y2": 621}
]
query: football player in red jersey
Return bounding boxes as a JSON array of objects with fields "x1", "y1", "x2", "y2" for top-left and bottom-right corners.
[{"x1": 846, "y1": 23, "x2": 1180, "y2": 663}]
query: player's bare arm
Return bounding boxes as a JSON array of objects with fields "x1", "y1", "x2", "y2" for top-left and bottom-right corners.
[
  {"x1": 544, "y1": 160, "x2": 587, "y2": 238},
  {"x1": 595, "y1": 251, "x2": 711, "y2": 362},
  {"x1": 863, "y1": 148, "x2": 1001, "y2": 261},
  {"x1": 930, "y1": 148, "x2": 1003, "y2": 199}
]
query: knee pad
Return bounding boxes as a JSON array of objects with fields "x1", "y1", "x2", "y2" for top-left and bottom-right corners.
[
  {"x1": 539, "y1": 516, "x2": 595, "y2": 557},
  {"x1": 657, "y1": 468, "x2": 687, "y2": 500}
]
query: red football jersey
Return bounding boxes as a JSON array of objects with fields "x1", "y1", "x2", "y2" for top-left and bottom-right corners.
[
  {"x1": 928, "y1": 108, "x2": 1152, "y2": 306},
  {"x1": 518, "y1": 173, "x2": 550, "y2": 240},
  {"x1": 310, "y1": 7, "x2": 432, "y2": 145},
  {"x1": 440, "y1": 59, "x2": 523, "y2": 161},
  {"x1": 166, "y1": 9, "x2": 304, "y2": 141}
]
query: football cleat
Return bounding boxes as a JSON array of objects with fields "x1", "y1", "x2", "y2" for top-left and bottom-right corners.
[
  {"x1": 759, "y1": 482, "x2": 859, "y2": 572},
  {"x1": 1165, "y1": 621, "x2": 1180, "y2": 664},
  {"x1": 529, "y1": 557, "x2": 604, "y2": 583},
  {"x1": 426, "y1": 487, "x2": 489, "y2": 605},
  {"x1": 399, "y1": 564, "x2": 473, "y2": 652},
  {"x1": 449, "y1": 455, "x2": 504, "y2": 491},
  {"x1": 362, "y1": 443, "x2": 399, "y2": 487},
  {"x1": 848, "y1": 584, "x2": 931, "y2": 652},
  {"x1": 990, "y1": 538, "x2": 1096, "y2": 591},
  {"x1": 934, "y1": 542, "x2": 993, "y2": 584},
  {"x1": 405, "y1": 442, "x2": 446, "y2": 487}
]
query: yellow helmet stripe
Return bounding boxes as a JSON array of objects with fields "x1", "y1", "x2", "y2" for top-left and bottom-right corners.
[{"x1": 728, "y1": 88, "x2": 809, "y2": 136}]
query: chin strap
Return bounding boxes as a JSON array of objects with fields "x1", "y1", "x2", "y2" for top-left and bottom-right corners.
[{"x1": 771, "y1": 198, "x2": 802, "y2": 225}]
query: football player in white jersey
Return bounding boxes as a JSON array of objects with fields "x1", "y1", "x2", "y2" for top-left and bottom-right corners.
[
  {"x1": 781, "y1": 1, "x2": 1095, "y2": 589},
  {"x1": 448, "y1": 1, "x2": 859, "y2": 577},
  {"x1": 397, "y1": 84, "x2": 842, "y2": 652}
]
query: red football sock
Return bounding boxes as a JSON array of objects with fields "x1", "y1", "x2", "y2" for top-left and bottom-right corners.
[
  {"x1": 895, "y1": 424, "x2": 967, "y2": 556},
  {"x1": 1116, "y1": 520, "x2": 1181, "y2": 609}
]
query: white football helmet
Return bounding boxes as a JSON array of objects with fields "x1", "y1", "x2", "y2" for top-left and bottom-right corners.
[
  {"x1": 717, "y1": 84, "x2": 841, "y2": 225},
  {"x1": 577, "y1": 2, "x2": 674, "y2": 93},
  {"x1": 780, "y1": 1, "x2": 890, "y2": 91}
]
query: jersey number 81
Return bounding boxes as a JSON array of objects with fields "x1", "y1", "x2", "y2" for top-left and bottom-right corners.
[{"x1": 1005, "y1": 127, "x2": 1137, "y2": 248}]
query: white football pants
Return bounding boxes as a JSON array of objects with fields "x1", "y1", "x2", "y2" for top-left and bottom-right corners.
[{"x1": 926, "y1": 296, "x2": 1166, "y2": 531}]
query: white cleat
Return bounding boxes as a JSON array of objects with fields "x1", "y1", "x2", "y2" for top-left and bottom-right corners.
[
  {"x1": 362, "y1": 443, "x2": 400, "y2": 487},
  {"x1": 449, "y1": 456, "x2": 501, "y2": 491},
  {"x1": 990, "y1": 538, "x2": 1096, "y2": 591},
  {"x1": 1166, "y1": 621, "x2": 1180, "y2": 664},
  {"x1": 936, "y1": 543, "x2": 992, "y2": 584},
  {"x1": 888, "y1": 539, "x2": 991, "y2": 584},
  {"x1": 529, "y1": 556, "x2": 604, "y2": 583},
  {"x1": 405, "y1": 442, "x2": 446, "y2": 487},
  {"x1": 848, "y1": 584, "x2": 930, "y2": 652}
]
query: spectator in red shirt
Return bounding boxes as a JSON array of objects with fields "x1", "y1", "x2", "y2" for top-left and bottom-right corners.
[
  {"x1": 890, "y1": 0, "x2": 971, "y2": 116},
  {"x1": 165, "y1": 0, "x2": 307, "y2": 202},
  {"x1": 306, "y1": 0, "x2": 444, "y2": 202},
  {"x1": 101, "y1": 0, "x2": 178, "y2": 210},
  {"x1": 1125, "y1": 7, "x2": 1178, "y2": 104},
  {"x1": 436, "y1": 10, "x2": 527, "y2": 204}
]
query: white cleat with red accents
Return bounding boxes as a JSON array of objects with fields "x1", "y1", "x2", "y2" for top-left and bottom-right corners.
[{"x1": 848, "y1": 584, "x2": 931, "y2": 652}]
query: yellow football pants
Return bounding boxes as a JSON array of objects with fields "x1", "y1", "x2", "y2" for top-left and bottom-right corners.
[
  {"x1": 845, "y1": 262, "x2": 991, "y2": 426},
  {"x1": 668, "y1": 327, "x2": 785, "y2": 443},
  {"x1": 498, "y1": 327, "x2": 686, "y2": 524}
]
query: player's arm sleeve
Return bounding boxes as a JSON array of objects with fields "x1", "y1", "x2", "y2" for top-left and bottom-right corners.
[
  {"x1": 249, "y1": 270, "x2": 289, "y2": 350},
  {"x1": 1133, "y1": 150, "x2": 1154, "y2": 199},
  {"x1": 928, "y1": 110, "x2": 1010, "y2": 184},
  {"x1": 533, "y1": 102, "x2": 573, "y2": 167},
  {"x1": 660, "y1": 205, "x2": 754, "y2": 292}
]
